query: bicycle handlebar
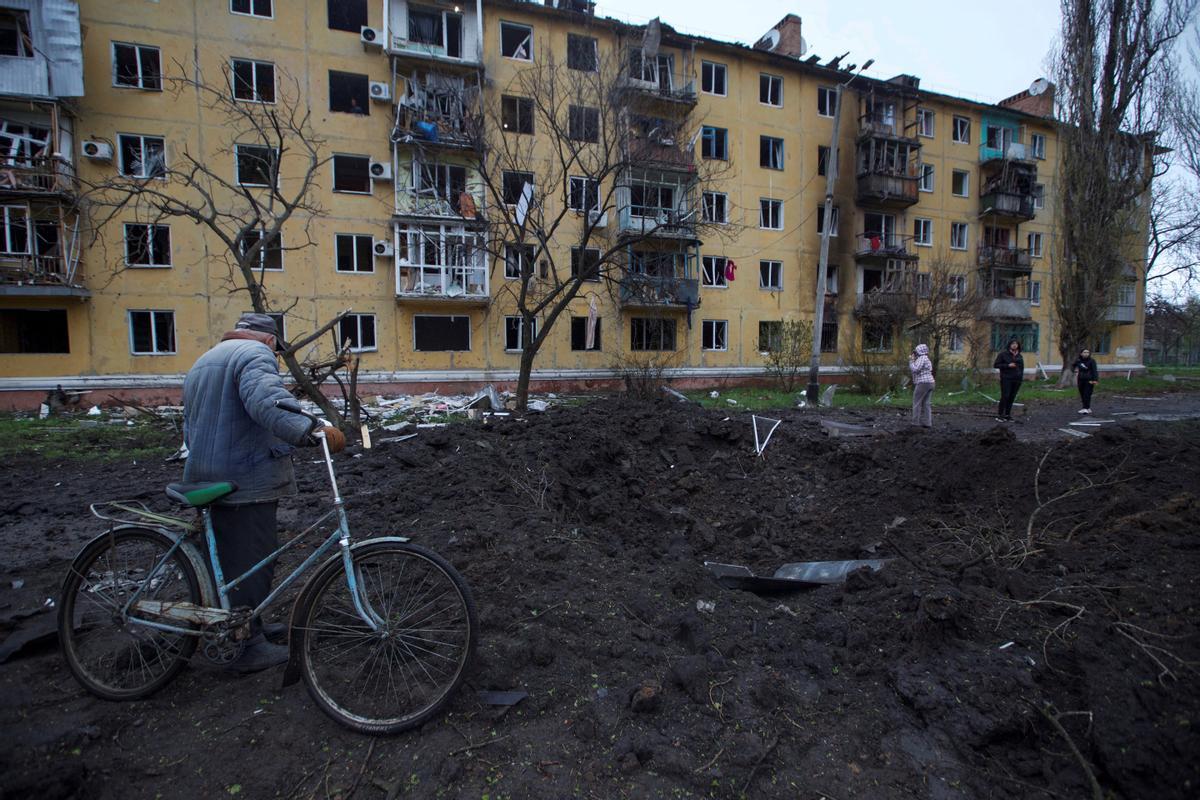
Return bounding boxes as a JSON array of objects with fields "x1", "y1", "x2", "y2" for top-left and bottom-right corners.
[{"x1": 275, "y1": 398, "x2": 333, "y2": 428}]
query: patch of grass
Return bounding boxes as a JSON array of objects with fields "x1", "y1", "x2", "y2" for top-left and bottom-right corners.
[{"x1": 0, "y1": 414, "x2": 177, "y2": 462}]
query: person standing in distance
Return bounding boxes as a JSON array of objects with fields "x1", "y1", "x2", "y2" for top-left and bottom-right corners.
[
  {"x1": 182, "y1": 313, "x2": 345, "y2": 672},
  {"x1": 1071, "y1": 347, "x2": 1099, "y2": 415},
  {"x1": 993, "y1": 338, "x2": 1025, "y2": 422},
  {"x1": 909, "y1": 343, "x2": 935, "y2": 428}
]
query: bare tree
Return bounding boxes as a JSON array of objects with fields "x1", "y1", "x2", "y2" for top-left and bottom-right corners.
[
  {"x1": 79, "y1": 63, "x2": 356, "y2": 425},
  {"x1": 464, "y1": 41, "x2": 731, "y2": 410},
  {"x1": 1052, "y1": 0, "x2": 1193, "y2": 385},
  {"x1": 904, "y1": 256, "x2": 991, "y2": 378}
]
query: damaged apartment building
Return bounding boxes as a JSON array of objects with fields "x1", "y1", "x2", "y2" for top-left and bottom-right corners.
[{"x1": 0, "y1": 0, "x2": 1148, "y2": 406}]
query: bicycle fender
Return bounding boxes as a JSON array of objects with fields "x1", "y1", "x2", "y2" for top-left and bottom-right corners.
[
  {"x1": 75, "y1": 525, "x2": 218, "y2": 611},
  {"x1": 280, "y1": 537, "x2": 413, "y2": 688}
]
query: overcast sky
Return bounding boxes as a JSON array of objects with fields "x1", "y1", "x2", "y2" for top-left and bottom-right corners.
[{"x1": 594, "y1": 0, "x2": 1062, "y2": 105}]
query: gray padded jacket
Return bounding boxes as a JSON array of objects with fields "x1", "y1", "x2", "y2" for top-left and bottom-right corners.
[{"x1": 182, "y1": 338, "x2": 314, "y2": 505}]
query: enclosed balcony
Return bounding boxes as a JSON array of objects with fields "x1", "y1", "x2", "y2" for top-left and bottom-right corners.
[
  {"x1": 392, "y1": 73, "x2": 479, "y2": 150},
  {"x1": 977, "y1": 243, "x2": 1032, "y2": 271},
  {"x1": 1106, "y1": 304, "x2": 1136, "y2": 324},
  {"x1": 856, "y1": 172, "x2": 918, "y2": 208},
  {"x1": 394, "y1": 222, "x2": 488, "y2": 304},
  {"x1": 978, "y1": 270, "x2": 1036, "y2": 320},
  {"x1": 619, "y1": 247, "x2": 699, "y2": 308},
  {"x1": 979, "y1": 140, "x2": 1034, "y2": 165},
  {"x1": 387, "y1": 0, "x2": 482, "y2": 67},
  {"x1": 854, "y1": 232, "x2": 918, "y2": 262},
  {"x1": 855, "y1": 261, "x2": 918, "y2": 318},
  {"x1": 394, "y1": 159, "x2": 484, "y2": 220},
  {"x1": 616, "y1": 175, "x2": 697, "y2": 240},
  {"x1": 619, "y1": 47, "x2": 697, "y2": 108},
  {"x1": 979, "y1": 189, "x2": 1036, "y2": 221},
  {"x1": 626, "y1": 134, "x2": 696, "y2": 173},
  {"x1": 0, "y1": 156, "x2": 77, "y2": 197},
  {"x1": 0, "y1": 253, "x2": 87, "y2": 297}
]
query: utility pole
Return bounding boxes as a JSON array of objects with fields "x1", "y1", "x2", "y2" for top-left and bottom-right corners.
[{"x1": 807, "y1": 61, "x2": 872, "y2": 405}]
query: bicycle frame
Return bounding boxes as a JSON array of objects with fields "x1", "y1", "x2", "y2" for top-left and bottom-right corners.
[{"x1": 112, "y1": 413, "x2": 386, "y2": 638}]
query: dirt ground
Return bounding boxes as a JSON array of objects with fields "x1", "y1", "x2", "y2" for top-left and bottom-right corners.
[{"x1": 1, "y1": 388, "x2": 1198, "y2": 799}]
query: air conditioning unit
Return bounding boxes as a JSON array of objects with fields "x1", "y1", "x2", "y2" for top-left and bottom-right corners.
[
  {"x1": 360, "y1": 26, "x2": 383, "y2": 48},
  {"x1": 373, "y1": 239, "x2": 393, "y2": 257},
  {"x1": 81, "y1": 140, "x2": 113, "y2": 161},
  {"x1": 369, "y1": 161, "x2": 392, "y2": 180},
  {"x1": 588, "y1": 210, "x2": 608, "y2": 228},
  {"x1": 369, "y1": 81, "x2": 391, "y2": 101}
]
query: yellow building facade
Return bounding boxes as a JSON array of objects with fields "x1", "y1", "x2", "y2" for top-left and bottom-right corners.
[{"x1": 0, "y1": 0, "x2": 1146, "y2": 404}]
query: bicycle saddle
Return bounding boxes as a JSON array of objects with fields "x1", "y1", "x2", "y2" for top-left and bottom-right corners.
[{"x1": 165, "y1": 481, "x2": 238, "y2": 507}]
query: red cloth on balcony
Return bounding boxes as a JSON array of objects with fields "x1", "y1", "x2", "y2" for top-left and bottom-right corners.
[{"x1": 725, "y1": 259, "x2": 737, "y2": 281}]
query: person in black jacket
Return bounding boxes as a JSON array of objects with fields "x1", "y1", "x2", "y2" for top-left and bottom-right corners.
[
  {"x1": 1071, "y1": 347, "x2": 1099, "y2": 414},
  {"x1": 993, "y1": 338, "x2": 1024, "y2": 422}
]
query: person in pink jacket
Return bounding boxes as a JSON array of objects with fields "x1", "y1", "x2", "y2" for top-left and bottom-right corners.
[{"x1": 909, "y1": 343, "x2": 935, "y2": 428}]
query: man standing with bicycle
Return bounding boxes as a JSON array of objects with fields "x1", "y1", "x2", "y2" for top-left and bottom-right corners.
[{"x1": 182, "y1": 313, "x2": 345, "y2": 672}]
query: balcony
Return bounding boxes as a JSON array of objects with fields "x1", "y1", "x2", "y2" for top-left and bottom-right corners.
[
  {"x1": 1106, "y1": 304, "x2": 1137, "y2": 324},
  {"x1": 396, "y1": 263, "x2": 488, "y2": 304},
  {"x1": 0, "y1": 254, "x2": 88, "y2": 297},
  {"x1": 980, "y1": 190, "x2": 1036, "y2": 221},
  {"x1": 977, "y1": 244, "x2": 1032, "y2": 271},
  {"x1": 978, "y1": 272, "x2": 1036, "y2": 320},
  {"x1": 395, "y1": 186, "x2": 483, "y2": 220},
  {"x1": 392, "y1": 100, "x2": 477, "y2": 151},
  {"x1": 858, "y1": 113, "x2": 915, "y2": 142},
  {"x1": 854, "y1": 232, "x2": 918, "y2": 262},
  {"x1": 0, "y1": 157, "x2": 77, "y2": 197},
  {"x1": 856, "y1": 172, "x2": 918, "y2": 208},
  {"x1": 386, "y1": 2, "x2": 482, "y2": 68},
  {"x1": 979, "y1": 141, "x2": 1034, "y2": 164},
  {"x1": 854, "y1": 288, "x2": 916, "y2": 319},
  {"x1": 618, "y1": 208, "x2": 697, "y2": 240},
  {"x1": 619, "y1": 273, "x2": 699, "y2": 308},
  {"x1": 627, "y1": 136, "x2": 696, "y2": 173}
]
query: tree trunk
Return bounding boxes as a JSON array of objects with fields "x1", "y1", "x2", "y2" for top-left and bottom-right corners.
[
  {"x1": 515, "y1": 344, "x2": 537, "y2": 411},
  {"x1": 280, "y1": 350, "x2": 343, "y2": 425}
]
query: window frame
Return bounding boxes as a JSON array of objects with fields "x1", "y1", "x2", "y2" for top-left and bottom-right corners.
[
  {"x1": 332, "y1": 153, "x2": 372, "y2": 194},
  {"x1": 760, "y1": 135, "x2": 784, "y2": 170},
  {"x1": 913, "y1": 218, "x2": 933, "y2": 247},
  {"x1": 128, "y1": 309, "x2": 176, "y2": 355},
  {"x1": 123, "y1": 223, "x2": 173, "y2": 268},
  {"x1": 0, "y1": 9, "x2": 34, "y2": 58},
  {"x1": 701, "y1": 191, "x2": 728, "y2": 224},
  {"x1": 701, "y1": 319, "x2": 728, "y2": 351},
  {"x1": 117, "y1": 133, "x2": 167, "y2": 180},
  {"x1": 568, "y1": 105, "x2": 599, "y2": 143},
  {"x1": 501, "y1": 170, "x2": 534, "y2": 206},
  {"x1": 759, "y1": 259, "x2": 782, "y2": 291},
  {"x1": 917, "y1": 108, "x2": 935, "y2": 138},
  {"x1": 570, "y1": 315, "x2": 601, "y2": 351},
  {"x1": 759, "y1": 198, "x2": 783, "y2": 230},
  {"x1": 918, "y1": 163, "x2": 934, "y2": 193},
  {"x1": 501, "y1": 95, "x2": 535, "y2": 135},
  {"x1": 112, "y1": 42, "x2": 162, "y2": 91},
  {"x1": 568, "y1": 176, "x2": 600, "y2": 213},
  {"x1": 231, "y1": 57, "x2": 276, "y2": 104},
  {"x1": 952, "y1": 115, "x2": 971, "y2": 144},
  {"x1": 570, "y1": 246, "x2": 601, "y2": 281},
  {"x1": 339, "y1": 313, "x2": 378, "y2": 353},
  {"x1": 499, "y1": 21, "x2": 533, "y2": 61},
  {"x1": 1028, "y1": 232, "x2": 1044, "y2": 258},
  {"x1": 950, "y1": 221, "x2": 968, "y2": 251},
  {"x1": 230, "y1": 0, "x2": 273, "y2": 19},
  {"x1": 504, "y1": 315, "x2": 538, "y2": 352},
  {"x1": 951, "y1": 169, "x2": 970, "y2": 197},
  {"x1": 1031, "y1": 133, "x2": 1046, "y2": 159},
  {"x1": 630, "y1": 316, "x2": 676, "y2": 352},
  {"x1": 700, "y1": 126, "x2": 728, "y2": 160},
  {"x1": 1033, "y1": 183, "x2": 1045, "y2": 210},
  {"x1": 758, "y1": 320, "x2": 782, "y2": 353},
  {"x1": 701, "y1": 60, "x2": 727, "y2": 96},
  {"x1": 235, "y1": 143, "x2": 279, "y2": 187},
  {"x1": 816, "y1": 205, "x2": 839, "y2": 237},
  {"x1": 239, "y1": 228, "x2": 283, "y2": 272},
  {"x1": 503, "y1": 243, "x2": 535, "y2": 279},
  {"x1": 0, "y1": 204, "x2": 29, "y2": 254},
  {"x1": 326, "y1": 0, "x2": 367, "y2": 33},
  {"x1": 334, "y1": 233, "x2": 375, "y2": 273},
  {"x1": 760, "y1": 73, "x2": 783, "y2": 107},
  {"x1": 1030, "y1": 280, "x2": 1042, "y2": 306},
  {"x1": 328, "y1": 70, "x2": 370, "y2": 115},
  {"x1": 701, "y1": 255, "x2": 728, "y2": 288},
  {"x1": 817, "y1": 86, "x2": 835, "y2": 117},
  {"x1": 566, "y1": 33, "x2": 598, "y2": 72}
]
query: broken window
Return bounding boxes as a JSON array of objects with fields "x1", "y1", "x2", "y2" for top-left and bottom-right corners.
[
  {"x1": 233, "y1": 58, "x2": 276, "y2": 103},
  {"x1": 338, "y1": 313, "x2": 377, "y2": 352},
  {"x1": 124, "y1": 224, "x2": 172, "y2": 267},
  {"x1": 0, "y1": 122, "x2": 49, "y2": 166},
  {"x1": 239, "y1": 229, "x2": 283, "y2": 271},
  {"x1": 569, "y1": 176, "x2": 599, "y2": 212},
  {"x1": 0, "y1": 309, "x2": 69, "y2": 354},
  {"x1": 408, "y1": 7, "x2": 444, "y2": 45},
  {"x1": 952, "y1": 115, "x2": 970, "y2": 144},
  {"x1": 335, "y1": 233, "x2": 374, "y2": 272},
  {"x1": 416, "y1": 162, "x2": 467, "y2": 212},
  {"x1": 504, "y1": 316, "x2": 537, "y2": 351},
  {"x1": 817, "y1": 86, "x2": 835, "y2": 117},
  {"x1": 0, "y1": 10, "x2": 33, "y2": 58},
  {"x1": 129, "y1": 310, "x2": 176, "y2": 354},
  {"x1": 502, "y1": 170, "x2": 534, "y2": 205},
  {"x1": 817, "y1": 145, "x2": 830, "y2": 177},
  {"x1": 1028, "y1": 232, "x2": 1043, "y2": 257},
  {"x1": 821, "y1": 318, "x2": 838, "y2": 353},
  {"x1": 571, "y1": 316, "x2": 601, "y2": 351},
  {"x1": 231, "y1": 0, "x2": 273, "y2": 18},
  {"x1": 816, "y1": 205, "x2": 839, "y2": 236},
  {"x1": 571, "y1": 247, "x2": 600, "y2": 281},
  {"x1": 630, "y1": 183, "x2": 675, "y2": 219},
  {"x1": 701, "y1": 126, "x2": 728, "y2": 160},
  {"x1": 759, "y1": 260, "x2": 782, "y2": 290},
  {"x1": 951, "y1": 222, "x2": 968, "y2": 251},
  {"x1": 333, "y1": 154, "x2": 371, "y2": 193},
  {"x1": 919, "y1": 164, "x2": 934, "y2": 192},
  {"x1": 628, "y1": 49, "x2": 673, "y2": 89},
  {"x1": 702, "y1": 61, "x2": 727, "y2": 96},
  {"x1": 329, "y1": 71, "x2": 370, "y2": 115},
  {"x1": 1031, "y1": 133, "x2": 1046, "y2": 159},
  {"x1": 702, "y1": 320, "x2": 728, "y2": 351},
  {"x1": 118, "y1": 134, "x2": 166, "y2": 179},
  {"x1": 701, "y1": 255, "x2": 728, "y2": 288},
  {"x1": 952, "y1": 169, "x2": 969, "y2": 197},
  {"x1": 948, "y1": 274, "x2": 967, "y2": 300},
  {"x1": 760, "y1": 136, "x2": 784, "y2": 170},
  {"x1": 758, "y1": 320, "x2": 782, "y2": 352},
  {"x1": 235, "y1": 144, "x2": 278, "y2": 186},
  {"x1": 913, "y1": 218, "x2": 932, "y2": 246},
  {"x1": 503, "y1": 243, "x2": 534, "y2": 279},
  {"x1": 0, "y1": 205, "x2": 30, "y2": 254},
  {"x1": 917, "y1": 108, "x2": 934, "y2": 138},
  {"x1": 414, "y1": 315, "x2": 470, "y2": 351},
  {"x1": 759, "y1": 198, "x2": 782, "y2": 230},
  {"x1": 630, "y1": 250, "x2": 683, "y2": 278},
  {"x1": 1033, "y1": 183, "x2": 1045, "y2": 210},
  {"x1": 1030, "y1": 280, "x2": 1042, "y2": 305},
  {"x1": 568, "y1": 106, "x2": 599, "y2": 143},
  {"x1": 500, "y1": 22, "x2": 532, "y2": 60},
  {"x1": 760, "y1": 73, "x2": 782, "y2": 107},
  {"x1": 113, "y1": 43, "x2": 162, "y2": 90},
  {"x1": 630, "y1": 317, "x2": 676, "y2": 351},
  {"x1": 567, "y1": 34, "x2": 597, "y2": 72},
  {"x1": 991, "y1": 323, "x2": 1038, "y2": 353},
  {"x1": 327, "y1": 0, "x2": 367, "y2": 32},
  {"x1": 501, "y1": 95, "x2": 534, "y2": 134},
  {"x1": 701, "y1": 192, "x2": 727, "y2": 223},
  {"x1": 862, "y1": 319, "x2": 893, "y2": 352}
]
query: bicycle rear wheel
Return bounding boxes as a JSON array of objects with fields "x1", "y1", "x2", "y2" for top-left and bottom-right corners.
[
  {"x1": 295, "y1": 541, "x2": 476, "y2": 734},
  {"x1": 59, "y1": 528, "x2": 201, "y2": 700}
]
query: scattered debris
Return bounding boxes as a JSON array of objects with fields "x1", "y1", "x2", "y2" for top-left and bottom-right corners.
[
  {"x1": 527, "y1": 400, "x2": 549, "y2": 413},
  {"x1": 819, "y1": 420, "x2": 874, "y2": 438},
  {"x1": 751, "y1": 416, "x2": 782, "y2": 457},
  {"x1": 709, "y1": 390, "x2": 720, "y2": 399},
  {"x1": 11, "y1": 579, "x2": 24, "y2": 589},
  {"x1": 704, "y1": 559, "x2": 890, "y2": 593},
  {"x1": 86, "y1": 406, "x2": 102, "y2": 416},
  {"x1": 478, "y1": 690, "x2": 528, "y2": 707},
  {"x1": 821, "y1": 385, "x2": 837, "y2": 407},
  {"x1": 375, "y1": 434, "x2": 419, "y2": 445},
  {"x1": 999, "y1": 641, "x2": 1015, "y2": 650},
  {"x1": 1058, "y1": 427, "x2": 1092, "y2": 438},
  {"x1": 725, "y1": 398, "x2": 739, "y2": 406},
  {"x1": 695, "y1": 599, "x2": 715, "y2": 614},
  {"x1": 0, "y1": 615, "x2": 57, "y2": 664},
  {"x1": 38, "y1": 404, "x2": 49, "y2": 419},
  {"x1": 662, "y1": 386, "x2": 690, "y2": 403}
]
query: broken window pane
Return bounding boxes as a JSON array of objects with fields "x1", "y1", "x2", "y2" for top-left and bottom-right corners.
[
  {"x1": 630, "y1": 317, "x2": 676, "y2": 351},
  {"x1": 760, "y1": 136, "x2": 784, "y2": 170},
  {"x1": 338, "y1": 313, "x2": 377, "y2": 351},
  {"x1": 327, "y1": 0, "x2": 367, "y2": 32},
  {"x1": 0, "y1": 10, "x2": 33, "y2": 58},
  {"x1": 335, "y1": 233, "x2": 374, "y2": 272},
  {"x1": 414, "y1": 315, "x2": 470, "y2": 351},
  {"x1": 502, "y1": 171, "x2": 534, "y2": 205},
  {"x1": 329, "y1": 71, "x2": 370, "y2": 115},
  {"x1": 333, "y1": 154, "x2": 371, "y2": 193},
  {"x1": 567, "y1": 34, "x2": 597, "y2": 71},
  {"x1": 500, "y1": 22, "x2": 532, "y2": 60},
  {"x1": 236, "y1": 145, "x2": 278, "y2": 186},
  {"x1": 569, "y1": 106, "x2": 599, "y2": 143},
  {"x1": 0, "y1": 309, "x2": 69, "y2": 353},
  {"x1": 501, "y1": 95, "x2": 534, "y2": 134},
  {"x1": 570, "y1": 316, "x2": 600, "y2": 351}
]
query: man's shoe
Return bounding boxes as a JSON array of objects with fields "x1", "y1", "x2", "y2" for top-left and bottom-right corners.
[
  {"x1": 1078, "y1": 408, "x2": 1087, "y2": 414},
  {"x1": 262, "y1": 621, "x2": 289, "y2": 642},
  {"x1": 225, "y1": 635, "x2": 288, "y2": 674}
]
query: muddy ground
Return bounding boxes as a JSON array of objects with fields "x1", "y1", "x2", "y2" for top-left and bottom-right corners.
[{"x1": 1, "y1": 389, "x2": 1198, "y2": 799}]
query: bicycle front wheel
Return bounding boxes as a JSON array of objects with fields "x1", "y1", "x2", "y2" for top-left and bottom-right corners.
[
  {"x1": 58, "y1": 527, "x2": 202, "y2": 700},
  {"x1": 295, "y1": 541, "x2": 476, "y2": 734}
]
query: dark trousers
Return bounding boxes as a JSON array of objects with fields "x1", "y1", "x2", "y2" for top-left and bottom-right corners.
[
  {"x1": 1078, "y1": 380, "x2": 1095, "y2": 409},
  {"x1": 998, "y1": 380, "x2": 1022, "y2": 418},
  {"x1": 209, "y1": 502, "x2": 279, "y2": 633}
]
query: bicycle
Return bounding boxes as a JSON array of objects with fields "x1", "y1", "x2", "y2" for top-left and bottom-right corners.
[{"x1": 57, "y1": 399, "x2": 476, "y2": 735}]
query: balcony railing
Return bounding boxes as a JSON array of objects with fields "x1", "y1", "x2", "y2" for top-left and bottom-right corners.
[
  {"x1": 0, "y1": 253, "x2": 83, "y2": 290},
  {"x1": 392, "y1": 105, "x2": 476, "y2": 149},
  {"x1": 619, "y1": 273, "x2": 699, "y2": 307},
  {"x1": 858, "y1": 113, "x2": 914, "y2": 140},
  {"x1": 619, "y1": 75, "x2": 697, "y2": 106},
  {"x1": 980, "y1": 190, "x2": 1036, "y2": 220},
  {"x1": 856, "y1": 172, "x2": 918, "y2": 206},
  {"x1": 0, "y1": 156, "x2": 77, "y2": 196},
  {"x1": 627, "y1": 136, "x2": 696, "y2": 172},
  {"x1": 388, "y1": 35, "x2": 481, "y2": 66},
  {"x1": 854, "y1": 287, "x2": 917, "y2": 318},
  {"x1": 854, "y1": 232, "x2": 917, "y2": 260},
  {"x1": 396, "y1": 186, "x2": 484, "y2": 219},
  {"x1": 1106, "y1": 304, "x2": 1137, "y2": 324},
  {"x1": 618, "y1": 208, "x2": 697, "y2": 239},
  {"x1": 977, "y1": 244, "x2": 1033, "y2": 270},
  {"x1": 396, "y1": 263, "x2": 488, "y2": 301},
  {"x1": 979, "y1": 141, "x2": 1033, "y2": 164}
]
